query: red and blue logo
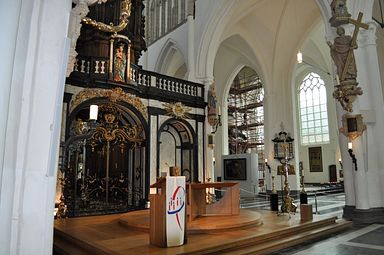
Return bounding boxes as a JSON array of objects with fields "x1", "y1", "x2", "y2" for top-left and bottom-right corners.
[{"x1": 167, "y1": 186, "x2": 185, "y2": 230}]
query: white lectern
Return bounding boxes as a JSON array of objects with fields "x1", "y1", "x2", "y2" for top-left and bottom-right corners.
[{"x1": 150, "y1": 176, "x2": 186, "y2": 247}]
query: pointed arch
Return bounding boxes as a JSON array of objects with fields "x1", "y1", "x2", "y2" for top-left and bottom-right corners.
[{"x1": 154, "y1": 38, "x2": 187, "y2": 78}]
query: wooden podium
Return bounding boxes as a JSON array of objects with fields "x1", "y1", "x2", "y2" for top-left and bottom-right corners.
[
  {"x1": 187, "y1": 182, "x2": 240, "y2": 222},
  {"x1": 149, "y1": 177, "x2": 186, "y2": 247}
]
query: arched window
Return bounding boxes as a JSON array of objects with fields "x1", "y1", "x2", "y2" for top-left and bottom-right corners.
[
  {"x1": 299, "y1": 72, "x2": 329, "y2": 145},
  {"x1": 146, "y1": 0, "x2": 188, "y2": 45}
]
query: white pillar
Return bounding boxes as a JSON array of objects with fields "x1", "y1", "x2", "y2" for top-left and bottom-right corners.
[
  {"x1": 0, "y1": 0, "x2": 71, "y2": 254},
  {"x1": 186, "y1": 14, "x2": 196, "y2": 81},
  {"x1": 201, "y1": 78, "x2": 214, "y2": 182},
  {"x1": 353, "y1": 22, "x2": 384, "y2": 209},
  {"x1": 0, "y1": 1, "x2": 23, "y2": 254},
  {"x1": 336, "y1": 103, "x2": 356, "y2": 207}
]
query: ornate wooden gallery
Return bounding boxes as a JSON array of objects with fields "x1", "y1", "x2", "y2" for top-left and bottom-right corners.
[{"x1": 59, "y1": 0, "x2": 205, "y2": 217}]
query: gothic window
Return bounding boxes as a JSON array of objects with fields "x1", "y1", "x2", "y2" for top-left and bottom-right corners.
[
  {"x1": 146, "y1": 0, "x2": 188, "y2": 45},
  {"x1": 227, "y1": 67, "x2": 264, "y2": 159},
  {"x1": 299, "y1": 72, "x2": 329, "y2": 145}
]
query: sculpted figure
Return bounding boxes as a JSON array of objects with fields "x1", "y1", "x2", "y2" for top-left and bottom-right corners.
[
  {"x1": 113, "y1": 44, "x2": 127, "y2": 82},
  {"x1": 327, "y1": 27, "x2": 357, "y2": 81}
]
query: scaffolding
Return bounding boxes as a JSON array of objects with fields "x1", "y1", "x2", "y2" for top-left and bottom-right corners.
[{"x1": 227, "y1": 67, "x2": 265, "y2": 189}]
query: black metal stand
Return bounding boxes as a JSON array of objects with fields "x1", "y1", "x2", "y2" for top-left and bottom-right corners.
[
  {"x1": 270, "y1": 193, "x2": 279, "y2": 211},
  {"x1": 300, "y1": 192, "x2": 308, "y2": 204}
]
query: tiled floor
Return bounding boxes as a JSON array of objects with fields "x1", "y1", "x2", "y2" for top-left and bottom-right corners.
[
  {"x1": 277, "y1": 224, "x2": 384, "y2": 255},
  {"x1": 240, "y1": 192, "x2": 384, "y2": 255},
  {"x1": 241, "y1": 193, "x2": 345, "y2": 219}
]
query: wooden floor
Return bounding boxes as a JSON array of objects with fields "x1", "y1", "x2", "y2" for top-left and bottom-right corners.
[
  {"x1": 54, "y1": 209, "x2": 352, "y2": 255},
  {"x1": 119, "y1": 209, "x2": 262, "y2": 234}
]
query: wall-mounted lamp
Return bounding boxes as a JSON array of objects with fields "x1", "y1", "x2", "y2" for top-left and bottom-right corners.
[
  {"x1": 89, "y1": 105, "x2": 99, "y2": 120},
  {"x1": 296, "y1": 50, "x2": 331, "y2": 76},
  {"x1": 297, "y1": 50, "x2": 303, "y2": 64},
  {"x1": 88, "y1": 104, "x2": 99, "y2": 130},
  {"x1": 265, "y1": 158, "x2": 271, "y2": 173},
  {"x1": 338, "y1": 158, "x2": 343, "y2": 169},
  {"x1": 348, "y1": 142, "x2": 358, "y2": 171},
  {"x1": 211, "y1": 107, "x2": 222, "y2": 134}
]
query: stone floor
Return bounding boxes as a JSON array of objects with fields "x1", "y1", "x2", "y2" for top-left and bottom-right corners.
[
  {"x1": 241, "y1": 192, "x2": 384, "y2": 255},
  {"x1": 272, "y1": 223, "x2": 384, "y2": 255}
]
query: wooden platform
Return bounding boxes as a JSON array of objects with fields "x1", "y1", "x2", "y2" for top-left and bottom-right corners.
[
  {"x1": 54, "y1": 209, "x2": 352, "y2": 255},
  {"x1": 119, "y1": 209, "x2": 262, "y2": 234}
]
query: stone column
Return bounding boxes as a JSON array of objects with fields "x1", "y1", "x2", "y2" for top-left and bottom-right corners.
[
  {"x1": 353, "y1": 23, "x2": 384, "y2": 209},
  {"x1": 201, "y1": 78, "x2": 215, "y2": 183},
  {"x1": 0, "y1": 1, "x2": 72, "y2": 254},
  {"x1": 186, "y1": 8, "x2": 196, "y2": 81},
  {"x1": 0, "y1": 1, "x2": 23, "y2": 254}
]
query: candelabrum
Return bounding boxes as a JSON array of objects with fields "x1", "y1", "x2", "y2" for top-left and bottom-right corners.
[
  {"x1": 56, "y1": 176, "x2": 68, "y2": 219},
  {"x1": 300, "y1": 175, "x2": 306, "y2": 193},
  {"x1": 280, "y1": 142, "x2": 297, "y2": 214},
  {"x1": 271, "y1": 174, "x2": 277, "y2": 193}
]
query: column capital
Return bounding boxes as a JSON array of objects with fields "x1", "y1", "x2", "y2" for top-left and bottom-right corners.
[
  {"x1": 358, "y1": 22, "x2": 378, "y2": 47},
  {"x1": 196, "y1": 76, "x2": 214, "y2": 86}
]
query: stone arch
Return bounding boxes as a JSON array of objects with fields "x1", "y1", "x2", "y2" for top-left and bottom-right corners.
[
  {"x1": 157, "y1": 118, "x2": 197, "y2": 182},
  {"x1": 154, "y1": 38, "x2": 187, "y2": 78}
]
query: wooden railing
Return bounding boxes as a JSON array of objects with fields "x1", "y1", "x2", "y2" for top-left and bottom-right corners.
[
  {"x1": 131, "y1": 65, "x2": 204, "y2": 100},
  {"x1": 70, "y1": 56, "x2": 204, "y2": 101}
]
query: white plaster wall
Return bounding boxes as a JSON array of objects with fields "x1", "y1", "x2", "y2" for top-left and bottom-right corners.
[
  {"x1": 141, "y1": 22, "x2": 188, "y2": 72},
  {"x1": 287, "y1": 18, "x2": 340, "y2": 186},
  {"x1": 0, "y1": 1, "x2": 71, "y2": 254}
]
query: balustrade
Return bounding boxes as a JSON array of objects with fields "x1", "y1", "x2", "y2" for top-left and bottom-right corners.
[{"x1": 70, "y1": 57, "x2": 204, "y2": 101}]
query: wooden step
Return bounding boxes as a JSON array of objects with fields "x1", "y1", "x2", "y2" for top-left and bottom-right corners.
[
  {"x1": 54, "y1": 228, "x2": 117, "y2": 255},
  {"x1": 186, "y1": 219, "x2": 352, "y2": 255},
  {"x1": 53, "y1": 235, "x2": 90, "y2": 255},
  {"x1": 53, "y1": 211, "x2": 350, "y2": 255}
]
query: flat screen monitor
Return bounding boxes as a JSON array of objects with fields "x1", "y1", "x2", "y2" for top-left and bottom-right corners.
[{"x1": 223, "y1": 158, "x2": 247, "y2": 180}]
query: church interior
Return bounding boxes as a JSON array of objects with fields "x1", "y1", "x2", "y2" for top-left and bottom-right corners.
[{"x1": 1, "y1": 0, "x2": 384, "y2": 254}]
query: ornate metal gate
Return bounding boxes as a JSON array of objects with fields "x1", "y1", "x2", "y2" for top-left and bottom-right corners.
[{"x1": 61, "y1": 102, "x2": 147, "y2": 217}]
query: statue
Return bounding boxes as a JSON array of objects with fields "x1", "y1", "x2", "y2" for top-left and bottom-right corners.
[
  {"x1": 207, "y1": 83, "x2": 218, "y2": 126},
  {"x1": 327, "y1": 12, "x2": 368, "y2": 112},
  {"x1": 329, "y1": 0, "x2": 351, "y2": 27},
  {"x1": 113, "y1": 44, "x2": 127, "y2": 82},
  {"x1": 327, "y1": 27, "x2": 357, "y2": 82}
]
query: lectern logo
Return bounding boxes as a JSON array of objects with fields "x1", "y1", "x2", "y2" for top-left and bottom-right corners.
[{"x1": 167, "y1": 186, "x2": 185, "y2": 230}]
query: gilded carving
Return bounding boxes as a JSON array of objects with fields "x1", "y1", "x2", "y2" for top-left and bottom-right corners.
[
  {"x1": 163, "y1": 102, "x2": 192, "y2": 119},
  {"x1": 70, "y1": 87, "x2": 147, "y2": 120},
  {"x1": 339, "y1": 113, "x2": 366, "y2": 140},
  {"x1": 89, "y1": 113, "x2": 144, "y2": 150},
  {"x1": 82, "y1": 0, "x2": 131, "y2": 34}
]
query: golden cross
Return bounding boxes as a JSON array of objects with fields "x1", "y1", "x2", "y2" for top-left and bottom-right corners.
[{"x1": 341, "y1": 12, "x2": 369, "y2": 81}]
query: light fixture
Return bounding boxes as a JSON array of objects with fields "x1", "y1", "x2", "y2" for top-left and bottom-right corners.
[
  {"x1": 89, "y1": 105, "x2": 99, "y2": 120},
  {"x1": 265, "y1": 158, "x2": 271, "y2": 173},
  {"x1": 297, "y1": 50, "x2": 303, "y2": 64},
  {"x1": 272, "y1": 131, "x2": 294, "y2": 164},
  {"x1": 297, "y1": 53, "x2": 331, "y2": 76},
  {"x1": 347, "y1": 142, "x2": 358, "y2": 171},
  {"x1": 211, "y1": 107, "x2": 222, "y2": 134},
  {"x1": 338, "y1": 158, "x2": 343, "y2": 169}
]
